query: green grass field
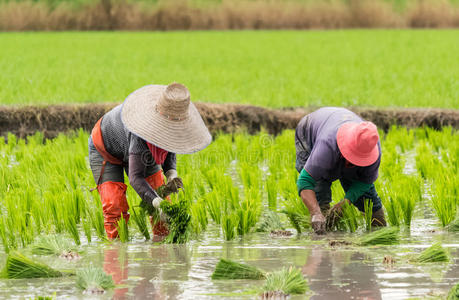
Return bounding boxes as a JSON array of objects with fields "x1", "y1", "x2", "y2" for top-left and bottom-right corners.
[{"x1": 1, "y1": 30, "x2": 458, "y2": 108}]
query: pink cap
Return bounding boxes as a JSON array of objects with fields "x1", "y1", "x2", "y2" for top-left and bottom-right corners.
[{"x1": 336, "y1": 121, "x2": 380, "y2": 167}]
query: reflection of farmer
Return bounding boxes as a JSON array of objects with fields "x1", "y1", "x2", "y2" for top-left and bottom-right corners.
[
  {"x1": 89, "y1": 83, "x2": 212, "y2": 239},
  {"x1": 295, "y1": 107, "x2": 386, "y2": 234}
]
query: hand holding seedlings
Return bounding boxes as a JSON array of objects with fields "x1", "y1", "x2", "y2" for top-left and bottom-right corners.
[
  {"x1": 165, "y1": 169, "x2": 184, "y2": 194},
  {"x1": 153, "y1": 197, "x2": 169, "y2": 222},
  {"x1": 311, "y1": 213, "x2": 326, "y2": 235},
  {"x1": 326, "y1": 199, "x2": 350, "y2": 230}
]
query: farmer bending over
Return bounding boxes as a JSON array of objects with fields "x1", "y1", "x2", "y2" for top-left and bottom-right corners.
[
  {"x1": 295, "y1": 107, "x2": 386, "y2": 234},
  {"x1": 89, "y1": 83, "x2": 211, "y2": 240}
]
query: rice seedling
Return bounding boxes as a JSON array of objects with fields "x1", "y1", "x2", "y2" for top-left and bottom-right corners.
[
  {"x1": 236, "y1": 188, "x2": 262, "y2": 236},
  {"x1": 281, "y1": 186, "x2": 310, "y2": 234},
  {"x1": 205, "y1": 191, "x2": 222, "y2": 225},
  {"x1": 282, "y1": 211, "x2": 310, "y2": 234},
  {"x1": 222, "y1": 213, "x2": 238, "y2": 241},
  {"x1": 190, "y1": 199, "x2": 208, "y2": 235},
  {"x1": 31, "y1": 235, "x2": 80, "y2": 259},
  {"x1": 160, "y1": 195, "x2": 191, "y2": 244},
  {"x1": 266, "y1": 175, "x2": 277, "y2": 211},
  {"x1": 1, "y1": 251, "x2": 69, "y2": 279},
  {"x1": 33, "y1": 296, "x2": 55, "y2": 300},
  {"x1": 130, "y1": 206, "x2": 150, "y2": 241},
  {"x1": 447, "y1": 282, "x2": 459, "y2": 300},
  {"x1": 447, "y1": 217, "x2": 459, "y2": 232},
  {"x1": 256, "y1": 210, "x2": 284, "y2": 233},
  {"x1": 364, "y1": 199, "x2": 373, "y2": 232},
  {"x1": 412, "y1": 243, "x2": 450, "y2": 263},
  {"x1": 379, "y1": 185, "x2": 401, "y2": 227},
  {"x1": 211, "y1": 258, "x2": 265, "y2": 280},
  {"x1": 432, "y1": 175, "x2": 457, "y2": 227},
  {"x1": 262, "y1": 267, "x2": 308, "y2": 295},
  {"x1": 359, "y1": 227, "x2": 399, "y2": 246},
  {"x1": 337, "y1": 201, "x2": 361, "y2": 233},
  {"x1": 76, "y1": 265, "x2": 115, "y2": 294},
  {"x1": 116, "y1": 215, "x2": 129, "y2": 243},
  {"x1": 64, "y1": 214, "x2": 81, "y2": 246},
  {"x1": 86, "y1": 201, "x2": 106, "y2": 241}
]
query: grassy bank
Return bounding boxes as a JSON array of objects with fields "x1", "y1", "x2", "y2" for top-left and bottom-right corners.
[{"x1": 1, "y1": 30, "x2": 459, "y2": 108}]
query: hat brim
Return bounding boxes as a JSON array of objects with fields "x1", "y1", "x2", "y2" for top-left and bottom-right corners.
[
  {"x1": 121, "y1": 85, "x2": 212, "y2": 154},
  {"x1": 336, "y1": 122, "x2": 380, "y2": 167}
]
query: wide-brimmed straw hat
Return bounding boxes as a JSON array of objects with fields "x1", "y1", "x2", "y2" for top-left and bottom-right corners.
[
  {"x1": 121, "y1": 83, "x2": 212, "y2": 154},
  {"x1": 336, "y1": 121, "x2": 380, "y2": 167}
]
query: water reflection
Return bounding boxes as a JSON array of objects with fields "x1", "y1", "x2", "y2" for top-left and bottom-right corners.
[
  {"x1": 303, "y1": 247, "x2": 382, "y2": 300},
  {"x1": 103, "y1": 245, "x2": 129, "y2": 299}
]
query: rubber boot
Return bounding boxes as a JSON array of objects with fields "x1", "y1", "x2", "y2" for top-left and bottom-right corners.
[
  {"x1": 371, "y1": 208, "x2": 387, "y2": 227},
  {"x1": 98, "y1": 181, "x2": 129, "y2": 239},
  {"x1": 145, "y1": 171, "x2": 170, "y2": 241}
]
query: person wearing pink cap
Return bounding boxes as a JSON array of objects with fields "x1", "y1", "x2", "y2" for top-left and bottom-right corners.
[{"x1": 295, "y1": 107, "x2": 386, "y2": 234}]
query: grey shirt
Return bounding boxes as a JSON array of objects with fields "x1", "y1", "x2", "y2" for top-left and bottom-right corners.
[
  {"x1": 295, "y1": 107, "x2": 381, "y2": 184},
  {"x1": 100, "y1": 104, "x2": 176, "y2": 201}
]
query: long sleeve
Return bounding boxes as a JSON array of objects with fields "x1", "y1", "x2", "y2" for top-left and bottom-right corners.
[
  {"x1": 162, "y1": 152, "x2": 176, "y2": 174},
  {"x1": 128, "y1": 153, "x2": 159, "y2": 203},
  {"x1": 297, "y1": 168, "x2": 316, "y2": 196},
  {"x1": 344, "y1": 180, "x2": 372, "y2": 204}
]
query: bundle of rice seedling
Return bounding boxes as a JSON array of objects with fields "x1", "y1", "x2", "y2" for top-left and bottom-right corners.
[
  {"x1": 31, "y1": 235, "x2": 80, "y2": 260},
  {"x1": 76, "y1": 265, "x2": 115, "y2": 295},
  {"x1": 282, "y1": 210, "x2": 309, "y2": 234},
  {"x1": 211, "y1": 258, "x2": 266, "y2": 280},
  {"x1": 1, "y1": 252, "x2": 66, "y2": 279},
  {"x1": 160, "y1": 197, "x2": 191, "y2": 244},
  {"x1": 413, "y1": 243, "x2": 450, "y2": 263},
  {"x1": 256, "y1": 211, "x2": 284, "y2": 233},
  {"x1": 359, "y1": 227, "x2": 399, "y2": 246},
  {"x1": 447, "y1": 217, "x2": 459, "y2": 232},
  {"x1": 262, "y1": 267, "x2": 308, "y2": 295},
  {"x1": 447, "y1": 282, "x2": 459, "y2": 300}
]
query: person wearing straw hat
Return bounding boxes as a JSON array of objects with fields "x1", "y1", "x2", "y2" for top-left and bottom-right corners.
[
  {"x1": 88, "y1": 83, "x2": 211, "y2": 240},
  {"x1": 295, "y1": 107, "x2": 386, "y2": 235}
]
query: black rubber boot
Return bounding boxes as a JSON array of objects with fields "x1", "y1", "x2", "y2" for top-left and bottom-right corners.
[{"x1": 371, "y1": 208, "x2": 387, "y2": 227}]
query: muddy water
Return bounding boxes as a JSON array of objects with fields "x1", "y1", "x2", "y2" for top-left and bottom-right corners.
[{"x1": 0, "y1": 220, "x2": 458, "y2": 300}]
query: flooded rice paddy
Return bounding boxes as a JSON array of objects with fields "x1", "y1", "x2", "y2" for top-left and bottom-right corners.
[{"x1": 0, "y1": 217, "x2": 458, "y2": 300}]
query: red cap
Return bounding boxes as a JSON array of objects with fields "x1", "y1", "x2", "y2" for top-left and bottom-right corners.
[{"x1": 336, "y1": 121, "x2": 380, "y2": 167}]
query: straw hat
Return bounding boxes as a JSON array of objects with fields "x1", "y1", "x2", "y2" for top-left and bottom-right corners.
[
  {"x1": 121, "y1": 83, "x2": 212, "y2": 154},
  {"x1": 336, "y1": 121, "x2": 380, "y2": 167}
]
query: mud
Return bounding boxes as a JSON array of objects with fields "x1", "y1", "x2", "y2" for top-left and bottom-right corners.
[
  {"x1": 270, "y1": 230, "x2": 293, "y2": 237},
  {"x1": 328, "y1": 240, "x2": 352, "y2": 247},
  {"x1": 1, "y1": 103, "x2": 458, "y2": 140}
]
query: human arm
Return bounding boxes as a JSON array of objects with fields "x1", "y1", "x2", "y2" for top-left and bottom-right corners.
[
  {"x1": 297, "y1": 169, "x2": 325, "y2": 234},
  {"x1": 128, "y1": 153, "x2": 162, "y2": 211},
  {"x1": 162, "y1": 152, "x2": 183, "y2": 193}
]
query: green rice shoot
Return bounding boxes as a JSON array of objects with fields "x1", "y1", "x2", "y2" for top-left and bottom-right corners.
[
  {"x1": 256, "y1": 210, "x2": 284, "y2": 233},
  {"x1": 413, "y1": 243, "x2": 450, "y2": 263},
  {"x1": 1, "y1": 251, "x2": 66, "y2": 279},
  {"x1": 31, "y1": 235, "x2": 79, "y2": 257},
  {"x1": 76, "y1": 265, "x2": 115, "y2": 293},
  {"x1": 447, "y1": 217, "x2": 459, "y2": 232},
  {"x1": 160, "y1": 196, "x2": 191, "y2": 244},
  {"x1": 262, "y1": 266, "x2": 308, "y2": 295},
  {"x1": 116, "y1": 215, "x2": 129, "y2": 243},
  {"x1": 211, "y1": 258, "x2": 266, "y2": 280},
  {"x1": 447, "y1": 282, "x2": 459, "y2": 300},
  {"x1": 364, "y1": 199, "x2": 373, "y2": 232},
  {"x1": 359, "y1": 227, "x2": 399, "y2": 246}
]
